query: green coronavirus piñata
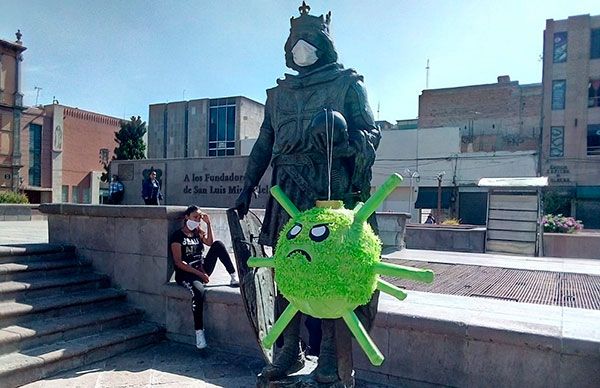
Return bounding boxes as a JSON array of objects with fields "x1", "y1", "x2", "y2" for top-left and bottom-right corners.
[{"x1": 248, "y1": 173, "x2": 434, "y2": 366}]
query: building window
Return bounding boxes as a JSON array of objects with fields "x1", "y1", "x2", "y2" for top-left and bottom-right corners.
[
  {"x1": 589, "y1": 79, "x2": 600, "y2": 108},
  {"x1": 591, "y1": 28, "x2": 600, "y2": 59},
  {"x1": 82, "y1": 188, "x2": 90, "y2": 204},
  {"x1": 62, "y1": 185, "x2": 69, "y2": 202},
  {"x1": 550, "y1": 126, "x2": 564, "y2": 157},
  {"x1": 208, "y1": 98, "x2": 236, "y2": 157},
  {"x1": 588, "y1": 124, "x2": 600, "y2": 156},
  {"x1": 552, "y1": 80, "x2": 566, "y2": 110},
  {"x1": 553, "y1": 31, "x2": 567, "y2": 63},
  {"x1": 99, "y1": 148, "x2": 109, "y2": 166},
  {"x1": 28, "y1": 124, "x2": 42, "y2": 186},
  {"x1": 72, "y1": 186, "x2": 79, "y2": 203}
]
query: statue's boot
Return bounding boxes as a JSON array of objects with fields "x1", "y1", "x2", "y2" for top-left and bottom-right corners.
[
  {"x1": 314, "y1": 319, "x2": 339, "y2": 384},
  {"x1": 260, "y1": 313, "x2": 305, "y2": 380}
]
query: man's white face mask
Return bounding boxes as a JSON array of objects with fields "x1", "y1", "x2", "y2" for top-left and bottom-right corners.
[{"x1": 291, "y1": 39, "x2": 318, "y2": 67}]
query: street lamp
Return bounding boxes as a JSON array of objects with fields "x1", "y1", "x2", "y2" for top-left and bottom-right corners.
[
  {"x1": 436, "y1": 171, "x2": 445, "y2": 224},
  {"x1": 404, "y1": 169, "x2": 420, "y2": 221}
]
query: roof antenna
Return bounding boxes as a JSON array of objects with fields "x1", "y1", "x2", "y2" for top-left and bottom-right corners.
[{"x1": 425, "y1": 59, "x2": 430, "y2": 89}]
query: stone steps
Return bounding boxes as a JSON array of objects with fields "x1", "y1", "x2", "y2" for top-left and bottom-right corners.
[
  {"x1": 0, "y1": 243, "x2": 164, "y2": 387},
  {"x1": 0, "y1": 322, "x2": 163, "y2": 387},
  {"x1": 0, "y1": 258, "x2": 90, "y2": 282},
  {"x1": 0, "y1": 305, "x2": 142, "y2": 355},
  {"x1": 0, "y1": 271, "x2": 110, "y2": 301}
]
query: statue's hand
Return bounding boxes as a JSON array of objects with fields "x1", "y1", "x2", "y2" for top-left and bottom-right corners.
[{"x1": 235, "y1": 186, "x2": 255, "y2": 219}]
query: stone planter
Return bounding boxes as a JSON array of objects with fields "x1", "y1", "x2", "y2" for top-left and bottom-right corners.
[
  {"x1": 543, "y1": 231, "x2": 600, "y2": 259},
  {"x1": 405, "y1": 224, "x2": 487, "y2": 253}
]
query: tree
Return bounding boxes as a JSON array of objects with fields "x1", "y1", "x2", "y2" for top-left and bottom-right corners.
[
  {"x1": 114, "y1": 115, "x2": 147, "y2": 160},
  {"x1": 100, "y1": 116, "x2": 147, "y2": 182}
]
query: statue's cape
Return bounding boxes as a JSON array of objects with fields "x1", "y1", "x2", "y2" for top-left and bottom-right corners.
[{"x1": 276, "y1": 63, "x2": 362, "y2": 90}]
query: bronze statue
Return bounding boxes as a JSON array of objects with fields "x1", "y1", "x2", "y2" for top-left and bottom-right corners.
[{"x1": 236, "y1": 2, "x2": 381, "y2": 385}]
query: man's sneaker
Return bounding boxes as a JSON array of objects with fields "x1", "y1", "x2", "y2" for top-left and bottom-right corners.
[
  {"x1": 230, "y1": 274, "x2": 240, "y2": 287},
  {"x1": 196, "y1": 329, "x2": 207, "y2": 349}
]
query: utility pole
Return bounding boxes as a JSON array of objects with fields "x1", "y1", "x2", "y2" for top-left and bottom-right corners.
[
  {"x1": 436, "y1": 171, "x2": 445, "y2": 223},
  {"x1": 34, "y1": 86, "x2": 42, "y2": 106}
]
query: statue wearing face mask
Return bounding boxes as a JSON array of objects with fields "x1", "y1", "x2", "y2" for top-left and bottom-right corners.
[{"x1": 235, "y1": 2, "x2": 381, "y2": 385}]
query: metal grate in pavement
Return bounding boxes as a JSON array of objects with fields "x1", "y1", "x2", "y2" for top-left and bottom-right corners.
[{"x1": 382, "y1": 259, "x2": 600, "y2": 311}]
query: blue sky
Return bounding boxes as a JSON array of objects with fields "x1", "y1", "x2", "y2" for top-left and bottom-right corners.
[{"x1": 2, "y1": 0, "x2": 599, "y2": 122}]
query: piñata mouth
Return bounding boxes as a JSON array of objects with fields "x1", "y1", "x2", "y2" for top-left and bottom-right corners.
[{"x1": 286, "y1": 249, "x2": 312, "y2": 262}]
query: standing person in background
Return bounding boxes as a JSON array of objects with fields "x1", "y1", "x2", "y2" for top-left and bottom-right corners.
[
  {"x1": 142, "y1": 170, "x2": 163, "y2": 205},
  {"x1": 108, "y1": 175, "x2": 124, "y2": 204},
  {"x1": 170, "y1": 205, "x2": 239, "y2": 349},
  {"x1": 424, "y1": 214, "x2": 436, "y2": 224}
]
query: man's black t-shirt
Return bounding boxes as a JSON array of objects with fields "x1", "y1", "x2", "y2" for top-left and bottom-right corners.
[{"x1": 170, "y1": 229, "x2": 204, "y2": 267}]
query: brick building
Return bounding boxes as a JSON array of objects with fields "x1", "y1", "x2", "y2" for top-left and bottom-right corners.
[
  {"x1": 541, "y1": 13, "x2": 600, "y2": 229},
  {"x1": 20, "y1": 104, "x2": 120, "y2": 203},
  {"x1": 0, "y1": 31, "x2": 26, "y2": 191},
  {"x1": 148, "y1": 96, "x2": 264, "y2": 159},
  {"x1": 418, "y1": 76, "x2": 542, "y2": 153}
]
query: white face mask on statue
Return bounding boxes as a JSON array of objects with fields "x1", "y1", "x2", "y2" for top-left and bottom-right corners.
[
  {"x1": 186, "y1": 219, "x2": 201, "y2": 231},
  {"x1": 291, "y1": 39, "x2": 318, "y2": 67}
]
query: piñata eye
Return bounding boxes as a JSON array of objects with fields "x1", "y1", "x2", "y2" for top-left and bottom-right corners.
[
  {"x1": 287, "y1": 223, "x2": 302, "y2": 239},
  {"x1": 309, "y1": 224, "x2": 329, "y2": 242}
]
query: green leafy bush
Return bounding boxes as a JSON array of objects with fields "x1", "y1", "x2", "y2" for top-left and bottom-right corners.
[
  {"x1": 0, "y1": 191, "x2": 29, "y2": 204},
  {"x1": 542, "y1": 214, "x2": 583, "y2": 233}
]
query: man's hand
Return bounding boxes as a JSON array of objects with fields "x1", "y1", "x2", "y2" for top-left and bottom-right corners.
[{"x1": 197, "y1": 271, "x2": 209, "y2": 283}]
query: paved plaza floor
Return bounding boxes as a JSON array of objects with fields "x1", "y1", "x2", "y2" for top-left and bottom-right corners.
[
  {"x1": 0, "y1": 220, "x2": 48, "y2": 245},
  {"x1": 21, "y1": 341, "x2": 264, "y2": 388}
]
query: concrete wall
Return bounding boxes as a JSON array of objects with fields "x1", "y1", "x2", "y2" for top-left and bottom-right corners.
[
  {"x1": 0, "y1": 204, "x2": 37, "y2": 220},
  {"x1": 405, "y1": 225, "x2": 487, "y2": 253},
  {"x1": 111, "y1": 156, "x2": 273, "y2": 208},
  {"x1": 543, "y1": 232, "x2": 600, "y2": 259}
]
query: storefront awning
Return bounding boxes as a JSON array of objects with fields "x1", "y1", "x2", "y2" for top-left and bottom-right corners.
[
  {"x1": 577, "y1": 186, "x2": 600, "y2": 199},
  {"x1": 414, "y1": 187, "x2": 453, "y2": 209}
]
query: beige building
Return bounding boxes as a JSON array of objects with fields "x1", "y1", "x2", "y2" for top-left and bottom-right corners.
[
  {"x1": 0, "y1": 31, "x2": 26, "y2": 191},
  {"x1": 541, "y1": 14, "x2": 600, "y2": 229},
  {"x1": 148, "y1": 96, "x2": 264, "y2": 159}
]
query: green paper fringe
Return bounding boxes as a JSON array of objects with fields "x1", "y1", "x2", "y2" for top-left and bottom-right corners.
[{"x1": 273, "y1": 207, "x2": 381, "y2": 307}]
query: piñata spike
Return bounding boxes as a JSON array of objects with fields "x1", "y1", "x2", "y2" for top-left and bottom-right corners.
[
  {"x1": 262, "y1": 304, "x2": 299, "y2": 348},
  {"x1": 353, "y1": 174, "x2": 403, "y2": 225},
  {"x1": 247, "y1": 257, "x2": 276, "y2": 268},
  {"x1": 377, "y1": 278, "x2": 407, "y2": 300},
  {"x1": 342, "y1": 311, "x2": 384, "y2": 366},
  {"x1": 374, "y1": 262, "x2": 434, "y2": 283},
  {"x1": 270, "y1": 185, "x2": 300, "y2": 218}
]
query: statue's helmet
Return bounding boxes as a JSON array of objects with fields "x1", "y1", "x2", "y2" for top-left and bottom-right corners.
[{"x1": 284, "y1": 2, "x2": 338, "y2": 72}]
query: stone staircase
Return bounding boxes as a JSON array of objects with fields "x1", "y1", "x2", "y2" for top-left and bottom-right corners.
[{"x1": 0, "y1": 244, "x2": 164, "y2": 387}]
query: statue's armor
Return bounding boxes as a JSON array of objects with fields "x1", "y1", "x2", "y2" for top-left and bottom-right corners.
[{"x1": 258, "y1": 66, "x2": 368, "y2": 246}]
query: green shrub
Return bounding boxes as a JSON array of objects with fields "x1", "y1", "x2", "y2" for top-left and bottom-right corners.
[{"x1": 0, "y1": 191, "x2": 29, "y2": 204}]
